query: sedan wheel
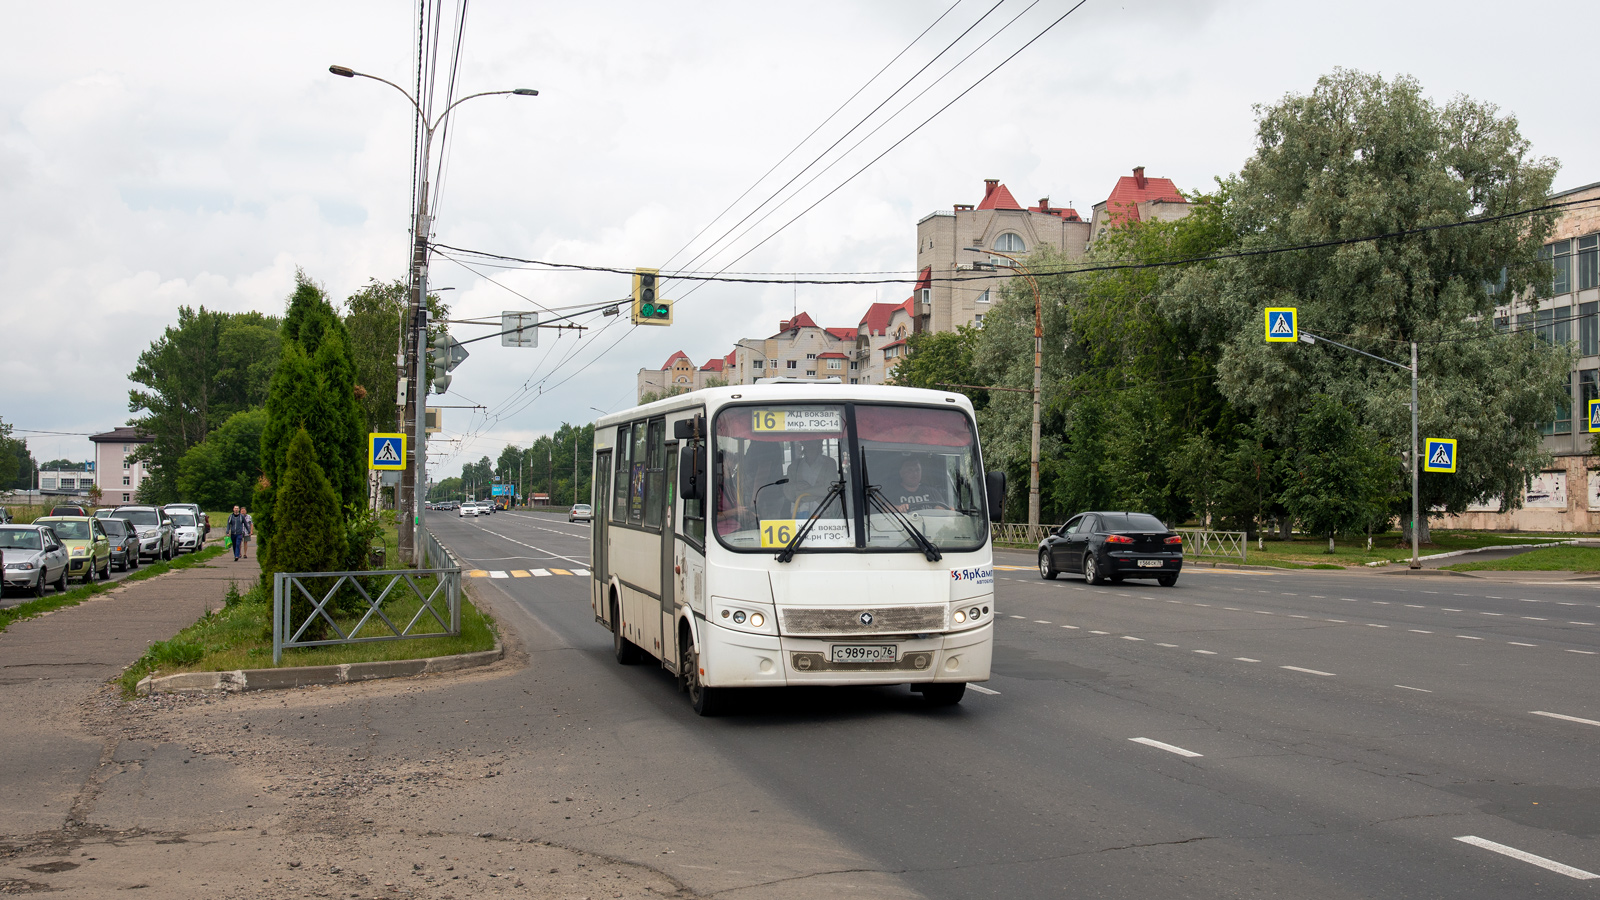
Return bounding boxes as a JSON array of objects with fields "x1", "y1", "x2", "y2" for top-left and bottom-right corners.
[
  {"x1": 33, "y1": 573, "x2": 47, "y2": 598},
  {"x1": 1038, "y1": 550, "x2": 1058, "y2": 580},
  {"x1": 1084, "y1": 554, "x2": 1104, "y2": 585},
  {"x1": 1158, "y1": 575, "x2": 1178, "y2": 587},
  {"x1": 54, "y1": 566, "x2": 68, "y2": 592}
]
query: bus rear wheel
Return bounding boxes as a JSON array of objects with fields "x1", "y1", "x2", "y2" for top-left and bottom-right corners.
[
  {"x1": 683, "y1": 640, "x2": 722, "y2": 716},
  {"x1": 611, "y1": 598, "x2": 641, "y2": 665}
]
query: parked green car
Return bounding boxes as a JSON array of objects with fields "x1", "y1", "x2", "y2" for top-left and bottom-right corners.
[{"x1": 34, "y1": 516, "x2": 111, "y2": 583}]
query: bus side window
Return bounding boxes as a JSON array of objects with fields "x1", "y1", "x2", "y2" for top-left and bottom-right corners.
[
  {"x1": 612, "y1": 424, "x2": 631, "y2": 523},
  {"x1": 682, "y1": 444, "x2": 706, "y2": 547},
  {"x1": 644, "y1": 419, "x2": 666, "y2": 529}
]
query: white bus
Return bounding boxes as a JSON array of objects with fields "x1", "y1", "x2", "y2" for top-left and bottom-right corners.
[{"x1": 590, "y1": 381, "x2": 1006, "y2": 715}]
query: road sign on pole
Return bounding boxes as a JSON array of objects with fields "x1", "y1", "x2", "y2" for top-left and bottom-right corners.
[
  {"x1": 1423, "y1": 438, "x2": 1457, "y2": 473},
  {"x1": 501, "y1": 311, "x2": 539, "y2": 347},
  {"x1": 369, "y1": 433, "x2": 407, "y2": 470},
  {"x1": 1265, "y1": 308, "x2": 1298, "y2": 342}
]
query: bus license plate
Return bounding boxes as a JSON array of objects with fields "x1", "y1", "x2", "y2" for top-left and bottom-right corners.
[
  {"x1": 831, "y1": 644, "x2": 896, "y2": 663},
  {"x1": 1137, "y1": 559, "x2": 1163, "y2": 568}
]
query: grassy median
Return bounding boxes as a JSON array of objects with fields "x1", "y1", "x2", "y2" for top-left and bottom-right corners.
[
  {"x1": 1443, "y1": 546, "x2": 1600, "y2": 572},
  {"x1": 0, "y1": 545, "x2": 228, "y2": 634}
]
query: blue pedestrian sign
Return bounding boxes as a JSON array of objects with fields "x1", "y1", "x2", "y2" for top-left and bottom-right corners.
[
  {"x1": 369, "y1": 433, "x2": 406, "y2": 471},
  {"x1": 1423, "y1": 438, "x2": 1457, "y2": 474},
  {"x1": 1589, "y1": 399, "x2": 1600, "y2": 433},
  {"x1": 1265, "y1": 307, "x2": 1298, "y2": 342}
]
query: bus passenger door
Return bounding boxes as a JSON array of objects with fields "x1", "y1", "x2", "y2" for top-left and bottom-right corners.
[
  {"x1": 660, "y1": 444, "x2": 679, "y2": 672},
  {"x1": 593, "y1": 449, "x2": 612, "y2": 624}
]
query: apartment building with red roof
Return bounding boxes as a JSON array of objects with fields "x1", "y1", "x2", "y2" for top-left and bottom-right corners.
[{"x1": 1089, "y1": 166, "x2": 1190, "y2": 238}]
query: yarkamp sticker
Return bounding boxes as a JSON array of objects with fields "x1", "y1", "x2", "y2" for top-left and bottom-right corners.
[{"x1": 951, "y1": 567, "x2": 994, "y2": 585}]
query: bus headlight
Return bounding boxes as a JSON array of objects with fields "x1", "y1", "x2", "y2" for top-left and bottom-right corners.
[
  {"x1": 749, "y1": 612, "x2": 764, "y2": 628},
  {"x1": 953, "y1": 610, "x2": 967, "y2": 624},
  {"x1": 712, "y1": 598, "x2": 777, "y2": 635}
]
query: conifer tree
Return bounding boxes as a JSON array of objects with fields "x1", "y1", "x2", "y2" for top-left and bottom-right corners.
[{"x1": 272, "y1": 428, "x2": 349, "y2": 633}]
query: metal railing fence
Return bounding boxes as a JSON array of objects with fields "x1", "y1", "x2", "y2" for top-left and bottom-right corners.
[
  {"x1": 1174, "y1": 528, "x2": 1248, "y2": 563},
  {"x1": 272, "y1": 535, "x2": 461, "y2": 663},
  {"x1": 991, "y1": 523, "x2": 1052, "y2": 546}
]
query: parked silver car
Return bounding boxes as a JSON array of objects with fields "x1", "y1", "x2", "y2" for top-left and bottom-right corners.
[
  {"x1": 0, "y1": 524, "x2": 70, "y2": 597},
  {"x1": 114, "y1": 506, "x2": 176, "y2": 561}
]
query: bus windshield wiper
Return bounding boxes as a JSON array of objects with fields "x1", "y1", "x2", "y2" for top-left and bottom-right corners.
[
  {"x1": 866, "y1": 485, "x2": 942, "y2": 562},
  {"x1": 776, "y1": 478, "x2": 845, "y2": 563}
]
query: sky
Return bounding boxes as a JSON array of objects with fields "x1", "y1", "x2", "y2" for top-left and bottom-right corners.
[{"x1": 4, "y1": 0, "x2": 1597, "y2": 482}]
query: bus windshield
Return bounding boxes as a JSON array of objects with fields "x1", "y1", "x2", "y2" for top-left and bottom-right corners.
[{"x1": 713, "y1": 402, "x2": 986, "y2": 553}]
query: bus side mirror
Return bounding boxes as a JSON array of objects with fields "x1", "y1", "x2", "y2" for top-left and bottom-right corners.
[
  {"x1": 679, "y1": 447, "x2": 704, "y2": 503},
  {"x1": 985, "y1": 470, "x2": 1006, "y2": 523},
  {"x1": 673, "y1": 415, "x2": 704, "y2": 441}
]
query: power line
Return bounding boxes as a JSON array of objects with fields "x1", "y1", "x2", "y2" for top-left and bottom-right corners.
[
  {"x1": 657, "y1": 0, "x2": 968, "y2": 276},
  {"x1": 432, "y1": 195, "x2": 1600, "y2": 289}
]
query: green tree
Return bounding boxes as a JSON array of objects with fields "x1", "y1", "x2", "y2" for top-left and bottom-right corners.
[
  {"x1": 0, "y1": 419, "x2": 30, "y2": 490},
  {"x1": 127, "y1": 306, "x2": 280, "y2": 502},
  {"x1": 1277, "y1": 396, "x2": 1394, "y2": 551},
  {"x1": 176, "y1": 408, "x2": 268, "y2": 512},
  {"x1": 270, "y1": 428, "x2": 349, "y2": 632},
  {"x1": 428, "y1": 476, "x2": 463, "y2": 502},
  {"x1": 343, "y1": 279, "x2": 450, "y2": 435},
  {"x1": 1167, "y1": 69, "x2": 1565, "y2": 537},
  {"x1": 892, "y1": 327, "x2": 989, "y2": 411}
]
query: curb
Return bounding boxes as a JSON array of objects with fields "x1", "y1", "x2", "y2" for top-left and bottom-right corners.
[{"x1": 135, "y1": 641, "x2": 503, "y2": 695}]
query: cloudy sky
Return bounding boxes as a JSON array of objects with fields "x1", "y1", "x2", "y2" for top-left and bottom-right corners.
[{"x1": 4, "y1": 0, "x2": 1596, "y2": 481}]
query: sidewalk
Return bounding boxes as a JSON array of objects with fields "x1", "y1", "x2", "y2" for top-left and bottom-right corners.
[{"x1": 0, "y1": 554, "x2": 254, "y2": 836}]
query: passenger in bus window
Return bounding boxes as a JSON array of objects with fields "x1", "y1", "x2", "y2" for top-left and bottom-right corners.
[
  {"x1": 893, "y1": 456, "x2": 947, "y2": 512},
  {"x1": 785, "y1": 440, "x2": 838, "y2": 513}
]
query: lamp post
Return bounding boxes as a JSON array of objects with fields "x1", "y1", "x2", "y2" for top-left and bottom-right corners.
[
  {"x1": 965, "y1": 246, "x2": 1042, "y2": 533},
  {"x1": 329, "y1": 64, "x2": 537, "y2": 565}
]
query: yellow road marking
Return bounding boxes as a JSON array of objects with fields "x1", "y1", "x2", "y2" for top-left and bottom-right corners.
[
  {"x1": 467, "y1": 569, "x2": 488, "y2": 578},
  {"x1": 511, "y1": 570, "x2": 530, "y2": 577},
  {"x1": 550, "y1": 568, "x2": 572, "y2": 576}
]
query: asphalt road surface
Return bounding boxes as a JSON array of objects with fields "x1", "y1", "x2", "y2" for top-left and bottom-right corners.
[{"x1": 433, "y1": 511, "x2": 1600, "y2": 899}]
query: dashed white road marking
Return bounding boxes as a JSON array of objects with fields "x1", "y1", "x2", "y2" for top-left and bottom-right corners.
[
  {"x1": 1033, "y1": 620, "x2": 1052, "y2": 624},
  {"x1": 1289, "y1": 614, "x2": 1308, "y2": 619},
  {"x1": 1090, "y1": 630, "x2": 1109, "y2": 635},
  {"x1": 1325, "y1": 618, "x2": 1346, "y2": 623},
  {"x1": 1254, "y1": 611, "x2": 1274, "y2": 615},
  {"x1": 1481, "y1": 612, "x2": 1504, "y2": 616},
  {"x1": 1532, "y1": 710, "x2": 1600, "y2": 727},
  {"x1": 1129, "y1": 737, "x2": 1202, "y2": 758},
  {"x1": 1120, "y1": 635, "x2": 1144, "y2": 641},
  {"x1": 1193, "y1": 650, "x2": 1216, "y2": 655},
  {"x1": 1234, "y1": 657, "x2": 1260, "y2": 662},
  {"x1": 1457, "y1": 635, "x2": 1484, "y2": 640},
  {"x1": 1060, "y1": 624, "x2": 1079, "y2": 629},
  {"x1": 1371, "y1": 601, "x2": 1390, "y2": 605},
  {"x1": 1405, "y1": 604, "x2": 1424, "y2": 608},
  {"x1": 1009, "y1": 615, "x2": 1026, "y2": 619},
  {"x1": 1156, "y1": 643, "x2": 1178, "y2": 648},
  {"x1": 1395, "y1": 685, "x2": 1432, "y2": 692},
  {"x1": 1223, "y1": 607, "x2": 1241, "y2": 611},
  {"x1": 1280, "y1": 665, "x2": 1335, "y2": 677},
  {"x1": 1522, "y1": 617, "x2": 1547, "y2": 621},
  {"x1": 1572, "y1": 621, "x2": 1595, "y2": 626},
  {"x1": 968, "y1": 684, "x2": 1001, "y2": 695},
  {"x1": 1366, "y1": 624, "x2": 1388, "y2": 628},
  {"x1": 1443, "y1": 608, "x2": 1463, "y2": 612},
  {"x1": 1508, "y1": 642, "x2": 1537, "y2": 647},
  {"x1": 1565, "y1": 649, "x2": 1597, "y2": 655},
  {"x1": 1410, "y1": 629, "x2": 1433, "y2": 634},
  {"x1": 1454, "y1": 835, "x2": 1598, "y2": 880}
]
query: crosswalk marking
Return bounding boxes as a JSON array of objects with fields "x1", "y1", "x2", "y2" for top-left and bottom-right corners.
[
  {"x1": 530, "y1": 568, "x2": 551, "y2": 576},
  {"x1": 466, "y1": 567, "x2": 587, "y2": 578},
  {"x1": 489, "y1": 571, "x2": 508, "y2": 579},
  {"x1": 550, "y1": 568, "x2": 572, "y2": 576},
  {"x1": 511, "y1": 570, "x2": 530, "y2": 577}
]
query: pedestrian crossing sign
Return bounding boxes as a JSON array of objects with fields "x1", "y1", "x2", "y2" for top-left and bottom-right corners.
[
  {"x1": 369, "y1": 433, "x2": 406, "y2": 470},
  {"x1": 1423, "y1": 438, "x2": 1457, "y2": 473},
  {"x1": 1265, "y1": 307, "x2": 1298, "y2": 342},
  {"x1": 1589, "y1": 399, "x2": 1600, "y2": 433}
]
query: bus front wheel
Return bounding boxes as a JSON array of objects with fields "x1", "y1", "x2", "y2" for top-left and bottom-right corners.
[
  {"x1": 683, "y1": 639, "x2": 722, "y2": 716},
  {"x1": 612, "y1": 598, "x2": 641, "y2": 665},
  {"x1": 917, "y1": 683, "x2": 965, "y2": 706}
]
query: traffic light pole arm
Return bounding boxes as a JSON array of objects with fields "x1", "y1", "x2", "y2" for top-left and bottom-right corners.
[{"x1": 1299, "y1": 330, "x2": 1422, "y2": 569}]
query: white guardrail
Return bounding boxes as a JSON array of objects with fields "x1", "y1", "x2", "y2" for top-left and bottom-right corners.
[{"x1": 991, "y1": 524, "x2": 1248, "y2": 563}]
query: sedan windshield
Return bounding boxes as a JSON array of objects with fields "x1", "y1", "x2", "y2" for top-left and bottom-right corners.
[
  {"x1": 0, "y1": 530, "x2": 42, "y2": 550},
  {"x1": 102, "y1": 520, "x2": 129, "y2": 537},
  {"x1": 120, "y1": 510, "x2": 159, "y2": 527},
  {"x1": 170, "y1": 513, "x2": 196, "y2": 526},
  {"x1": 714, "y1": 402, "x2": 985, "y2": 553},
  {"x1": 46, "y1": 520, "x2": 91, "y2": 541}
]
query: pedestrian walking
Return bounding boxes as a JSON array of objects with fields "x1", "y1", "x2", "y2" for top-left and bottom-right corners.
[
  {"x1": 241, "y1": 507, "x2": 253, "y2": 558},
  {"x1": 225, "y1": 506, "x2": 246, "y2": 561}
]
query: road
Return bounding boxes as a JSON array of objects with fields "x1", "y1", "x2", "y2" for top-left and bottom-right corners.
[{"x1": 434, "y1": 510, "x2": 1600, "y2": 899}]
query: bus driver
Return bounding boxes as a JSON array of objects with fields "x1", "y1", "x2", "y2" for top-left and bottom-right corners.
[{"x1": 893, "y1": 456, "x2": 947, "y2": 512}]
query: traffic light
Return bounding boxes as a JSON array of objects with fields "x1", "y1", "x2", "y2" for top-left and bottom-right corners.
[
  {"x1": 631, "y1": 267, "x2": 671, "y2": 325},
  {"x1": 428, "y1": 332, "x2": 452, "y2": 395}
]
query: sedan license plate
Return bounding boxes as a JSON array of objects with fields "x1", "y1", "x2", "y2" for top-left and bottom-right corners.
[
  {"x1": 1137, "y1": 559, "x2": 1163, "y2": 568},
  {"x1": 831, "y1": 644, "x2": 897, "y2": 664}
]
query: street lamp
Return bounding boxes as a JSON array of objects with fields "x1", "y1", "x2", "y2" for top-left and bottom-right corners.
[
  {"x1": 965, "y1": 246, "x2": 1043, "y2": 533},
  {"x1": 330, "y1": 63, "x2": 537, "y2": 565}
]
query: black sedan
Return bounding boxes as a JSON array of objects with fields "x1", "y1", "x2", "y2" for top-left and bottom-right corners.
[
  {"x1": 1037, "y1": 511, "x2": 1183, "y2": 586},
  {"x1": 100, "y1": 517, "x2": 141, "y2": 572}
]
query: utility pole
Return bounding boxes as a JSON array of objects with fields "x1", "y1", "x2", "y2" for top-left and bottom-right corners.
[
  {"x1": 573, "y1": 428, "x2": 580, "y2": 507},
  {"x1": 328, "y1": 64, "x2": 537, "y2": 564}
]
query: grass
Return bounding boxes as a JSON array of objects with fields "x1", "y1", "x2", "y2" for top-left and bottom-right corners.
[
  {"x1": 116, "y1": 517, "x2": 496, "y2": 696},
  {"x1": 1443, "y1": 546, "x2": 1600, "y2": 572},
  {"x1": 0, "y1": 545, "x2": 228, "y2": 634}
]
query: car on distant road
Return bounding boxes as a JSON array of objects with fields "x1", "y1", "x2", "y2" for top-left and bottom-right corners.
[
  {"x1": 459, "y1": 502, "x2": 479, "y2": 518},
  {"x1": 100, "y1": 517, "x2": 141, "y2": 571},
  {"x1": 568, "y1": 503, "x2": 592, "y2": 523},
  {"x1": 0, "y1": 524, "x2": 70, "y2": 597},
  {"x1": 166, "y1": 510, "x2": 202, "y2": 553},
  {"x1": 1037, "y1": 511, "x2": 1184, "y2": 587},
  {"x1": 114, "y1": 506, "x2": 175, "y2": 561},
  {"x1": 35, "y1": 516, "x2": 112, "y2": 583},
  {"x1": 49, "y1": 504, "x2": 89, "y2": 517}
]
